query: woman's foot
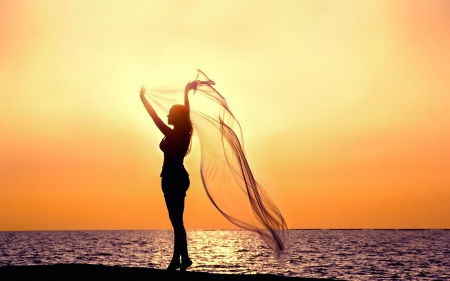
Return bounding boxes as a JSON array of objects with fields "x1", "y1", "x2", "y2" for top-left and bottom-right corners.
[
  {"x1": 180, "y1": 259, "x2": 192, "y2": 272},
  {"x1": 166, "y1": 259, "x2": 180, "y2": 271}
]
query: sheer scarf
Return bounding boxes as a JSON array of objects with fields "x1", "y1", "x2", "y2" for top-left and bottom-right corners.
[{"x1": 144, "y1": 70, "x2": 288, "y2": 257}]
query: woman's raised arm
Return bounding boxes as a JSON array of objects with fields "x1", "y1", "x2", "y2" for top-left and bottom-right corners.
[
  {"x1": 140, "y1": 85, "x2": 172, "y2": 136},
  {"x1": 184, "y1": 81, "x2": 199, "y2": 111}
]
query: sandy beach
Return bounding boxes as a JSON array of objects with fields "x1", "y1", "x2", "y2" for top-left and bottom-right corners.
[{"x1": 0, "y1": 264, "x2": 334, "y2": 281}]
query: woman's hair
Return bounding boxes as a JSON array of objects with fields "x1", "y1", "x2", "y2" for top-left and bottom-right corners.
[{"x1": 170, "y1": 104, "x2": 193, "y2": 155}]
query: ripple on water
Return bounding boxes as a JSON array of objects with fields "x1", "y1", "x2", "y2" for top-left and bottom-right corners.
[{"x1": 1, "y1": 230, "x2": 450, "y2": 280}]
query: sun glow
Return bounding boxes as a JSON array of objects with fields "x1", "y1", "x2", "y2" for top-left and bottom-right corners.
[{"x1": 1, "y1": 0, "x2": 449, "y2": 230}]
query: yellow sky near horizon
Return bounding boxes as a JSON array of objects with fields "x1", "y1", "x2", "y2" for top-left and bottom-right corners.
[{"x1": 1, "y1": 0, "x2": 449, "y2": 230}]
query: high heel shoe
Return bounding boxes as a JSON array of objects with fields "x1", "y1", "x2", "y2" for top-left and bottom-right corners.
[
  {"x1": 180, "y1": 259, "x2": 192, "y2": 272},
  {"x1": 166, "y1": 260, "x2": 181, "y2": 271}
]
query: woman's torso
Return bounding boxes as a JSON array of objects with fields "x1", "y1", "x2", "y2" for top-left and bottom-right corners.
[{"x1": 159, "y1": 129, "x2": 190, "y2": 177}]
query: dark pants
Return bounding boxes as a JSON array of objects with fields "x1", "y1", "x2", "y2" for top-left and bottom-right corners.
[{"x1": 161, "y1": 175, "x2": 190, "y2": 262}]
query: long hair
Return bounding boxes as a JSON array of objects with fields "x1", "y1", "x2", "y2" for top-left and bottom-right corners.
[{"x1": 170, "y1": 104, "x2": 193, "y2": 155}]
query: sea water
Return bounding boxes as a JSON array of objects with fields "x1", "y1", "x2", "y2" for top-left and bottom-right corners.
[{"x1": 0, "y1": 230, "x2": 449, "y2": 281}]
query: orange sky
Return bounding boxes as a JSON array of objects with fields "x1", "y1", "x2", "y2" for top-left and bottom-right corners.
[{"x1": 1, "y1": 0, "x2": 449, "y2": 230}]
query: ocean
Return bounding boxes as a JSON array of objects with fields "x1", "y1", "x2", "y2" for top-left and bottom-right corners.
[{"x1": 0, "y1": 230, "x2": 449, "y2": 280}]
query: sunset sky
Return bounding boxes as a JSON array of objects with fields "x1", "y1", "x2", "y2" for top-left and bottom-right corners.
[{"x1": 1, "y1": 0, "x2": 449, "y2": 230}]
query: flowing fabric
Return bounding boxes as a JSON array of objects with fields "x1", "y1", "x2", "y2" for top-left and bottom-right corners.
[{"x1": 145, "y1": 70, "x2": 288, "y2": 257}]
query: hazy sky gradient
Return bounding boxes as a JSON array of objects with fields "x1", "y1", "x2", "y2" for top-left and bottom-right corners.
[{"x1": 1, "y1": 0, "x2": 449, "y2": 230}]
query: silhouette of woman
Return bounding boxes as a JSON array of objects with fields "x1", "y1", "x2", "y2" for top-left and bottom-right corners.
[
  {"x1": 139, "y1": 81, "x2": 198, "y2": 271},
  {"x1": 142, "y1": 70, "x2": 288, "y2": 265}
]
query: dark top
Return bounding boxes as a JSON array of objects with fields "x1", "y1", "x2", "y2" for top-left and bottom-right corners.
[{"x1": 159, "y1": 129, "x2": 190, "y2": 177}]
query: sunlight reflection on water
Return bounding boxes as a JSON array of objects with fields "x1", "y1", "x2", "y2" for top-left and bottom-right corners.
[{"x1": 1, "y1": 230, "x2": 449, "y2": 280}]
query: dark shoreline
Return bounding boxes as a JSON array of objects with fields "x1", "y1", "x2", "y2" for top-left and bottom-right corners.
[{"x1": 0, "y1": 264, "x2": 336, "y2": 280}]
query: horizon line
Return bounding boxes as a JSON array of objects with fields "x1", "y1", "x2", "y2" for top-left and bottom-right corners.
[{"x1": 1, "y1": 228, "x2": 449, "y2": 232}]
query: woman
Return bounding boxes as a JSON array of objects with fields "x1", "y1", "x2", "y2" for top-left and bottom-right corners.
[
  {"x1": 139, "y1": 81, "x2": 198, "y2": 271},
  {"x1": 143, "y1": 70, "x2": 287, "y2": 263}
]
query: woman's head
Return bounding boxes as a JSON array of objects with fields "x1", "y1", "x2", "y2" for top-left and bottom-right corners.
[{"x1": 167, "y1": 105, "x2": 190, "y2": 127}]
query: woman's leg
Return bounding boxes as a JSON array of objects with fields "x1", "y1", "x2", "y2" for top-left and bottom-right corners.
[
  {"x1": 162, "y1": 176, "x2": 191, "y2": 270},
  {"x1": 164, "y1": 195, "x2": 190, "y2": 267}
]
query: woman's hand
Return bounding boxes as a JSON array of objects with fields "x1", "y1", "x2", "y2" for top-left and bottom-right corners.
[
  {"x1": 185, "y1": 80, "x2": 198, "y2": 94},
  {"x1": 140, "y1": 85, "x2": 146, "y2": 96}
]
